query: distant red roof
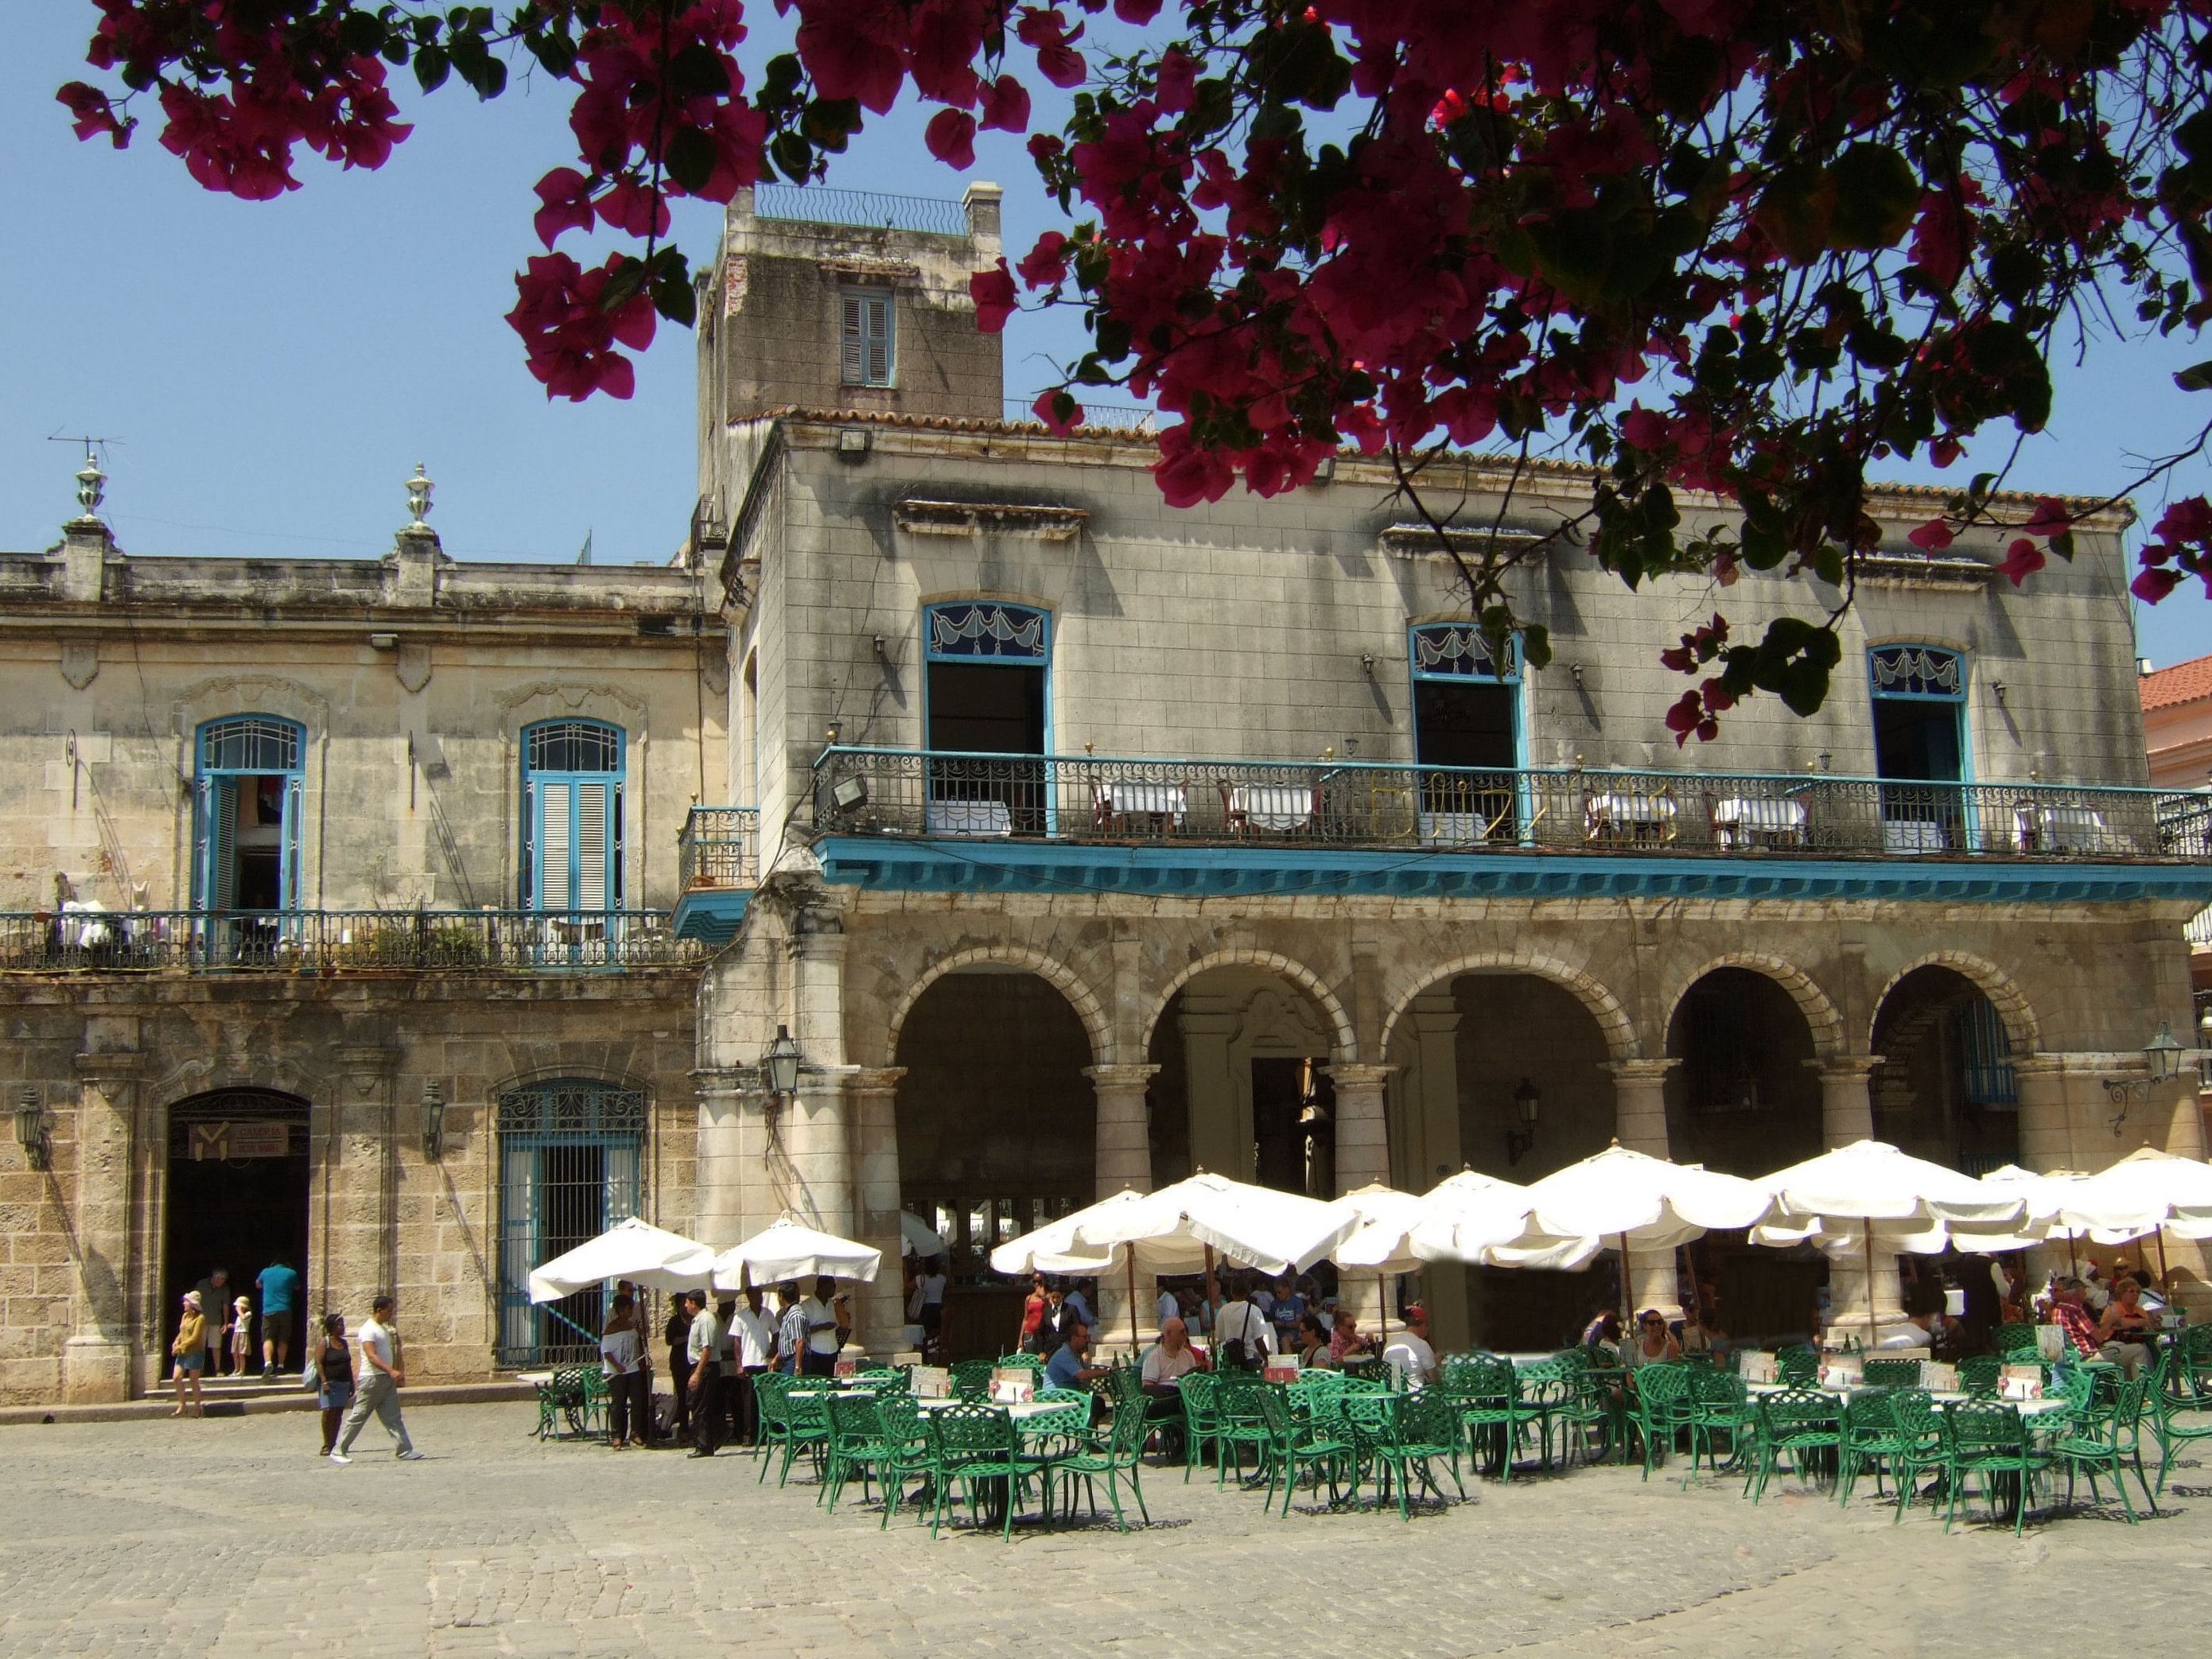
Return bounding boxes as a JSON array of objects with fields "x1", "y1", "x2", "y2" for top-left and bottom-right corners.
[{"x1": 2141, "y1": 653, "x2": 2212, "y2": 713}]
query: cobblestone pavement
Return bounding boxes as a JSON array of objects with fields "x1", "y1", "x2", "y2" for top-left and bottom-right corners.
[{"x1": 2, "y1": 1402, "x2": 2206, "y2": 1657}]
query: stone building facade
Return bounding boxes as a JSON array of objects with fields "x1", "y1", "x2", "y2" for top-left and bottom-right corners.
[{"x1": 4, "y1": 185, "x2": 2209, "y2": 1404}]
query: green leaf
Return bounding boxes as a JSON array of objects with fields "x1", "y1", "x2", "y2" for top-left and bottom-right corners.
[
  {"x1": 667, "y1": 41, "x2": 732, "y2": 99},
  {"x1": 601, "y1": 257, "x2": 647, "y2": 311},
  {"x1": 1829, "y1": 143, "x2": 1919, "y2": 250},
  {"x1": 651, "y1": 266, "x2": 698, "y2": 328},
  {"x1": 2175, "y1": 359, "x2": 2212, "y2": 393},
  {"x1": 1754, "y1": 165, "x2": 1836, "y2": 265},
  {"x1": 770, "y1": 131, "x2": 814, "y2": 184},
  {"x1": 413, "y1": 44, "x2": 449, "y2": 94},
  {"x1": 1518, "y1": 623, "x2": 1553, "y2": 672},
  {"x1": 664, "y1": 127, "x2": 717, "y2": 195}
]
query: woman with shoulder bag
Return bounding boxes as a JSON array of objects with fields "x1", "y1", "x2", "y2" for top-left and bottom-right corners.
[{"x1": 310, "y1": 1312, "x2": 355, "y2": 1456}]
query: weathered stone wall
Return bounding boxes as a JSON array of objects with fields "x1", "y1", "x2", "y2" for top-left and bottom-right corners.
[
  {"x1": 0, "y1": 974, "x2": 698, "y2": 1405},
  {"x1": 0, "y1": 528, "x2": 725, "y2": 915}
]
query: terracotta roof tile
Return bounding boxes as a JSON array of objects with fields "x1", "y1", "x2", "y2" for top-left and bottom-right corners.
[{"x1": 2140, "y1": 653, "x2": 2212, "y2": 712}]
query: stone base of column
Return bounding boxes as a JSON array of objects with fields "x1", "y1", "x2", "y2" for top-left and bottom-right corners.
[
  {"x1": 1628, "y1": 1262, "x2": 1681, "y2": 1323},
  {"x1": 855, "y1": 1265, "x2": 908, "y2": 1361},
  {"x1": 61, "y1": 1335, "x2": 132, "y2": 1405}
]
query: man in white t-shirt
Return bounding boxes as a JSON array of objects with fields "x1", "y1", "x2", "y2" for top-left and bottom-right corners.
[
  {"x1": 1155, "y1": 1285, "x2": 1180, "y2": 1329},
  {"x1": 1214, "y1": 1279, "x2": 1275, "y2": 1370},
  {"x1": 1141, "y1": 1317, "x2": 1206, "y2": 1393},
  {"x1": 729, "y1": 1285, "x2": 779, "y2": 1446},
  {"x1": 1381, "y1": 1302, "x2": 1438, "y2": 1389},
  {"x1": 330, "y1": 1296, "x2": 422, "y2": 1462},
  {"x1": 797, "y1": 1276, "x2": 846, "y2": 1377}
]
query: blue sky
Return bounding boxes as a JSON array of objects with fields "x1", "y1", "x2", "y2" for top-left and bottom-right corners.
[{"x1": 3, "y1": 7, "x2": 2207, "y2": 670}]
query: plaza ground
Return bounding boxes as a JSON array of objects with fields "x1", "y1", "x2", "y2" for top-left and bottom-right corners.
[{"x1": 0, "y1": 1401, "x2": 2202, "y2": 1657}]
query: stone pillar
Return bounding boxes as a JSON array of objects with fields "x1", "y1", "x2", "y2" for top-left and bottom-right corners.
[
  {"x1": 62, "y1": 1047, "x2": 142, "y2": 1404},
  {"x1": 1600, "y1": 1060, "x2": 1682, "y2": 1318},
  {"x1": 849, "y1": 1066, "x2": 908, "y2": 1357},
  {"x1": 322, "y1": 1039, "x2": 398, "y2": 1322},
  {"x1": 1399, "y1": 993, "x2": 1471, "y2": 1353},
  {"x1": 1809, "y1": 1057, "x2": 1903, "y2": 1341},
  {"x1": 1180, "y1": 995, "x2": 1242, "y2": 1176},
  {"x1": 692, "y1": 1066, "x2": 751, "y2": 1249},
  {"x1": 1085, "y1": 1063, "x2": 1159, "y2": 1361},
  {"x1": 1087, "y1": 1063, "x2": 1157, "y2": 1199},
  {"x1": 783, "y1": 915, "x2": 855, "y2": 1237},
  {"x1": 1328, "y1": 1063, "x2": 1394, "y2": 1330}
]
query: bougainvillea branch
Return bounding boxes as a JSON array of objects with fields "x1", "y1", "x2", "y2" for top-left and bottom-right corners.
[{"x1": 59, "y1": 0, "x2": 2212, "y2": 736}]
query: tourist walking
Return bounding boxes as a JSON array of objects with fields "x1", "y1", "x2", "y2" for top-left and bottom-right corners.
[
  {"x1": 169, "y1": 1290, "x2": 207, "y2": 1416},
  {"x1": 309, "y1": 1312, "x2": 355, "y2": 1456},
  {"x1": 683, "y1": 1288, "x2": 721, "y2": 1458},
  {"x1": 601, "y1": 1294, "x2": 648, "y2": 1448},
  {"x1": 330, "y1": 1296, "x2": 423, "y2": 1462},
  {"x1": 256, "y1": 1255, "x2": 301, "y2": 1376}
]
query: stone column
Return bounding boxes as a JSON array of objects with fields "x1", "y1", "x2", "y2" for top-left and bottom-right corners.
[
  {"x1": 1087, "y1": 1063, "x2": 1157, "y2": 1199},
  {"x1": 1808, "y1": 1057, "x2": 1903, "y2": 1342},
  {"x1": 322, "y1": 1038, "x2": 398, "y2": 1322},
  {"x1": 62, "y1": 1047, "x2": 143, "y2": 1404},
  {"x1": 1180, "y1": 995, "x2": 1242, "y2": 1176},
  {"x1": 691, "y1": 1066, "x2": 751, "y2": 1249},
  {"x1": 849, "y1": 1066, "x2": 908, "y2": 1357},
  {"x1": 783, "y1": 915, "x2": 854, "y2": 1237},
  {"x1": 1400, "y1": 994, "x2": 1471, "y2": 1353},
  {"x1": 1328, "y1": 1063, "x2": 1394, "y2": 1331},
  {"x1": 1601, "y1": 1060, "x2": 1682, "y2": 1317},
  {"x1": 1083, "y1": 1063, "x2": 1159, "y2": 1361}
]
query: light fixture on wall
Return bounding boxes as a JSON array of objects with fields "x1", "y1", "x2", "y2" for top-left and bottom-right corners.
[
  {"x1": 420, "y1": 1081, "x2": 446, "y2": 1163},
  {"x1": 1991, "y1": 679, "x2": 2008, "y2": 707},
  {"x1": 1359, "y1": 652, "x2": 1376, "y2": 680},
  {"x1": 2103, "y1": 1020, "x2": 2188, "y2": 1136},
  {"x1": 1505, "y1": 1078, "x2": 1541, "y2": 1166},
  {"x1": 14, "y1": 1089, "x2": 49, "y2": 1172},
  {"x1": 764, "y1": 1024, "x2": 803, "y2": 1099}
]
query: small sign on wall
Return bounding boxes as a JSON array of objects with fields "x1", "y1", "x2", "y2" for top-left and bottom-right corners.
[{"x1": 189, "y1": 1121, "x2": 290, "y2": 1160}]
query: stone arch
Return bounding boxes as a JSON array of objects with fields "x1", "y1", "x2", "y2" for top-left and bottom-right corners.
[
  {"x1": 1661, "y1": 952, "x2": 1849, "y2": 1058},
  {"x1": 1868, "y1": 951, "x2": 2042, "y2": 1053},
  {"x1": 883, "y1": 943, "x2": 1111, "y2": 1068},
  {"x1": 1141, "y1": 946, "x2": 1357, "y2": 1060},
  {"x1": 1378, "y1": 949, "x2": 1639, "y2": 1062}
]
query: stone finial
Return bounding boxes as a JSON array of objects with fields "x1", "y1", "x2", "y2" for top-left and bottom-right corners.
[
  {"x1": 405, "y1": 462, "x2": 434, "y2": 531},
  {"x1": 74, "y1": 447, "x2": 106, "y2": 521}
]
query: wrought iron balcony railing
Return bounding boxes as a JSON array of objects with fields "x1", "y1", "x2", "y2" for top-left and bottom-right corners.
[
  {"x1": 0, "y1": 908, "x2": 702, "y2": 973},
  {"x1": 678, "y1": 806, "x2": 761, "y2": 890},
  {"x1": 807, "y1": 747, "x2": 2212, "y2": 864}
]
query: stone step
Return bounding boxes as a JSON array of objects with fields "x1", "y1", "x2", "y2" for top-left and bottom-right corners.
[{"x1": 0, "y1": 1378, "x2": 538, "y2": 1428}]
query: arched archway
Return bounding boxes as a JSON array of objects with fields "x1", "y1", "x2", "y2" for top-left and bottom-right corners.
[
  {"x1": 893, "y1": 967, "x2": 1094, "y2": 1358},
  {"x1": 163, "y1": 1087, "x2": 311, "y2": 1377},
  {"x1": 1146, "y1": 963, "x2": 1344, "y2": 1197},
  {"x1": 1661, "y1": 953, "x2": 1848, "y2": 1060},
  {"x1": 1378, "y1": 949, "x2": 1639, "y2": 1063},
  {"x1": 1869, "y1": 965, "x2": 2023, "y2": 1174},
  {"x1": 883, "y1": 943, "x2": 1110, "y2": 1070},
  {"x1": 1870, "y1": 951, "x2": 2041, "y2": 1055},
  {"x1": 1665, "y1": 966, "x2": 1829, "y2": 1344}
]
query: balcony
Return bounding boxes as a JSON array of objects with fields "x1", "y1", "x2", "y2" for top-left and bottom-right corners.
[
  {"x1": 771, "y1": 747, "x2": 2212, "y2": 911},
  {"x1": 2, "y1": 908, "x2": 702, "y2": 973},
  {"x1": 678, "y1": 806, "x2": 761, "y2": 892}
]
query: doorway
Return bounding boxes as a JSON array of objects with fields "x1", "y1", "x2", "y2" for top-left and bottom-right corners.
[
  {"x1": 926, "y1": 660, "x2": 1048, "y2": 833},
  {"x1": 1410, "y1": 625, "x2": 1521, "y2": 841},
  {"x1": 1250, "y1": 1058, "x2": 1334, "y2": 1197},
  {"x1": 1868, "y1": 646, "x2": 1967, "y2": 848},
  {"x1": 163, "y1": 1090, "x2": 312, "y2": 1372}
]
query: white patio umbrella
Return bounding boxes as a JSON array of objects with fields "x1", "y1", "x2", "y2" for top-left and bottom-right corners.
[
  {"x1": 1752, "y1": 1140, "x2": 2026, "y2": 1348},
  {"x1": 710, "y1": 1216, "x2": 882, "y2": 1292},
  {"x1": 1405, "y1": 1169, "x2": 1600, "y2": 1272},
  {"x1": 1976, "y1": 1164, "x2": 2093, "y2": 1266},
  {"x1": 527, "y1": 1216, "x2": 718, "y2": 1304},
  {"x1": 1518, "y1": 1143, "x2": 1774, "y2": 1322},
  {"x1": 2063, "y1": 1147, "x2": 2212, "y2": 1285},
  {"x1": 990, "y1": 1189, "x2": 1149, "y2": 1353},
  {"x1": 900, "y1": 1210, "x2": 948, "y2": 1259}
]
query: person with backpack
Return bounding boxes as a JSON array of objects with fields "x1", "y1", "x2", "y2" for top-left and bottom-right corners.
[{"x1": 1213, "y1": 1275, "x2": 1275, "y2": 1371}]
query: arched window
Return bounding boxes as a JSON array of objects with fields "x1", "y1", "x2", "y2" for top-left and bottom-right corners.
[
  {"x1": 192, "y1": 715, "x2": 304, "y2": 914},
  {"x1": 521, "y1": 721, "x2": 625, "y2": 912},
  {"x1": 494, "y1": 1078, "x2": 646, "y2": 1365}
]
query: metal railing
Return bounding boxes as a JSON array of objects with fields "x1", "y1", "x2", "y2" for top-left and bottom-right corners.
[
  {"x1": 2189, "y1": 904, "x2": 2212, "y2": 948},
  {"x1": 807, "y1": 747, "x2": 2212, "y2": 864},
  {"x1": 0, "y1": 909, "x2": 702, "y2": 973},
  {"x1": 678, "y1": 806, "x2": 761, "y2": 890},
  {"x1": 752, "y1": 184, "x2": 969, "y2": 235},
  {"x1": 1002, "y1": 396, "x2": 1160, "y2": 433}
]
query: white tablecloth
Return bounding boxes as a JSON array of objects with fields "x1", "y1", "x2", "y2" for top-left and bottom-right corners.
[
  {"x1": 1099, "y1": 782, "x2": 1186, "y2": 822},
  {"x1": 1227, "y1": 784, "x2": 1312, "y2": 831},
  {"x1": 926, "y1": 799, "x2": 1013, "y2": 837}
]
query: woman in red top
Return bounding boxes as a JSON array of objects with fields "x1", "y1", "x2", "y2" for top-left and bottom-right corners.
[{"x1": 1019, "y1": 1274, "x2": 1050, "y2": 1354}]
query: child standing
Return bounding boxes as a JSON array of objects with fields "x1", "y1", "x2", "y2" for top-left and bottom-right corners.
[{"x1": 230, "y1": 1296, "x2": 254, "y2": 1377}]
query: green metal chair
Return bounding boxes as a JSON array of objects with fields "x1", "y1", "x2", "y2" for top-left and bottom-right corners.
[
  {"x1": 1211, "y1": 1372, "x2": 1273, "y2": 1486},
  {"x1": 923, "y1": 1403, "x2": 1056, "y2": 1540},
  {"x1": 1744, "y1": 1386, "x2": 1844, "y2": 1503},
  {"x1": 1957, "y1": 1355, "x2": 2003, "y2": 1397},
  {"x1": 873, "y1": 1393, "x2": 936, "y2": 1529},
  {"x1": 1627, "y1": 1363, "x2": 1693, "y2": 1482},
  {"x1": 1444, "y1": 1354, "x2": 1518, "y2": 1478},
  {"x1": 820, "y1": 1392, "x2": 890, "y2": 1514},
  {"x1": 1775, "y1": 1344, "x2": 1819, "y2": 1386},
  {"x1": 1371, "y1": 1391, "x2": 1467, "y2": 1521},
  {"x1": 2051, "y1": 1373, "x2": 2156, "y2": 1522},
  {"x1": 1682, "y1": 1369, "x2": 1754, "y2": 1484},
  {"x1": 2152, "y1": 1347, "x2": 2212, "y2": 1496},
  {"x1": 1056, "y1": 1393, "x2": 1153, "y2": 1530},
  {"x1": 1884, "y1": 1388, "x2": 1949, "y2": 1524},
  {"x1": 1253, "y1": 1385, "x2": 1352, "y2": 1517},
  {"x1": 1179, "y1": 1371, "x2": 1223, "y2": 1481},
  {"x1": 1860, "y1": 1358, "x2": 1920, "y2": 1389},
  {"x1": 1941, "y1": 1399, "x2": 2054, "y2": 1535},
  {"x1": 759, "y1": 1373, "x2": 831, "y2": 1488},
  {"x1": 950, "y1": 1359, "x2": 994, "y2": 1401},
  {"x1": 1993, "y1": 1322, "x2": 2041, "y2": 1359},
  {"x1": 1509, "y1": 1361, "x2": 1573, "y2": 1476},
  {"x1": 1836, "y1": 1389, "x2": 1907, "y2": 1506}
]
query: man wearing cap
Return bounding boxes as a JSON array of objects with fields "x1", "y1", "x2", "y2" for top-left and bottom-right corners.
[{"x1": 1381, "y1": 1302, "x2": 1438, "y2": 1389}]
